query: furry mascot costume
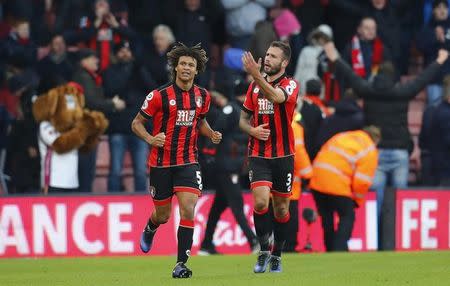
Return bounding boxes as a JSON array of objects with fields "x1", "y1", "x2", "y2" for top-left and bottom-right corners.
[{"x1": 32, "y1": 82, "x2": 108, "y2": 193}]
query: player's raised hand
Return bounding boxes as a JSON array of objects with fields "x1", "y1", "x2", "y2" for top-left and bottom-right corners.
[
  {"x1": 251, "y1": 123, "x2": 270, "y2": 141},
  {"x1": 211, "y1": 131, "x2": 222, "y2": 144},
  {"x1": 150, "y1": 132, "x2": 165, "y2": 147},
  {"x1": 242, "y1": 51, "x2": 261, "y2": 78}
]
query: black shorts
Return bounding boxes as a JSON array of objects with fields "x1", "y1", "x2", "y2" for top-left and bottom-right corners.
[
  {"x1": 149, "y1": 163, "x2": 203, "y2": 205},
  {"x1": 248, "y1": 155, "x2": 294, "y2": 197}
]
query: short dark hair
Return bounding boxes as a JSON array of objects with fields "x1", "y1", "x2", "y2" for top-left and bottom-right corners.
[
  {"x1": 166, "y1": 42, "x2": 208, "y2": 81},
  {"x1": 269, "y1": 41, "x2": 291, "y2": 62},
  {"x1": 363, "y1": 125, "x2": 381, "y2": 143},
  {"x1": 433, "y1": 0, "x2": 448, "y2": 9}
]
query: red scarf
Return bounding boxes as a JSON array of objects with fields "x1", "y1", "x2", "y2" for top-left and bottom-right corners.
[
  {"x1": 86, "y1": 69, "x2": 103, "y2": 86},
  {"x1": 351, "y1": 36, "x2": 383, "y2": 78},
  {"x1": 322, "y1": 72, "x2": 341, "y2": 103}
]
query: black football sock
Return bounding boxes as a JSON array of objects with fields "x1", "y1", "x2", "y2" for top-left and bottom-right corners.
[
  {"x1": 272, "y1": 212, "x2": 290, "y2": 257},
  {"x1": 253, "y1": 207, "x2": 272, "y2": 251},
  {"x1": 177, "y1": 219, "x2": 194, "y2": 263}
]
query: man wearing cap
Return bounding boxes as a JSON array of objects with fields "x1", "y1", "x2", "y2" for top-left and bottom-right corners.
[
  {"x1": 294, "y1": 24, "x2": 333, "y2": 96},
  {"x1": 72, "y1": 48, "x2": 125, "y2": 192}
]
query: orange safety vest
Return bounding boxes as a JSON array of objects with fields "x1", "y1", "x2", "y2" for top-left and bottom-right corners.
[
  {"x1": 309, "y1": 130, "x2": 378, "y2": 206},
  {"x1": 291, "y1": 113, "x2": 313, "y2": 200}
]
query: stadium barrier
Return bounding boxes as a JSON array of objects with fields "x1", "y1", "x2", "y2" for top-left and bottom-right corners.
[{"x1": 0, "y1": 190, "x2": 448, "y2": 258}]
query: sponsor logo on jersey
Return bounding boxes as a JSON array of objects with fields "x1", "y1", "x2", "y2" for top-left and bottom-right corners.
[
  {"x1": 257, "y1": 98, "x2": 274, "y2": 114},
  {"x1": 176, "y1": 110, "x2": 196, "y2": 126}
]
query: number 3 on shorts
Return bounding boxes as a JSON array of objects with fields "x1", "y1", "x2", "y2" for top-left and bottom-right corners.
[
  {"x1": 196, "y1": 171, "x2": 203, "y2": 191},
  {"x1": 286, "y1": 173, "x2": 292, "y2": 192}
]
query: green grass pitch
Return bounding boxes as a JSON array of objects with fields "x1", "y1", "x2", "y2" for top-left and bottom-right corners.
[{"x1": 1, "y1": 251, "x2": 449, "y2": 286}]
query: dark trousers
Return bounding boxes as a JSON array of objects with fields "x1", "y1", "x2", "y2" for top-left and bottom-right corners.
[
  {"x1": 312, "y1": 190, "x2": 355, "y2": 252},
  {"x1": 284, "y1": 200, "x2": 299, "y2": 252},
  {"x1": 78, "y1": 147, "x2": 97, "y2": 192},
  {"x1": 201, "y1": 172, "x2": 256, "y2": 248},
  {"x1": 48, "y1": 186, "x2": 78, "y2": 193}
]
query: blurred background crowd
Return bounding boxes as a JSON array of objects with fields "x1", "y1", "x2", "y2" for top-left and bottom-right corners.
[{"x1": 0, "y1": 0, "x2": 449, "y2": 196}]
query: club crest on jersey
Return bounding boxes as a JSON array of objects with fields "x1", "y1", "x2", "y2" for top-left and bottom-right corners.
[
  {"x1": 257, "y1": 98, "x2": 274, "y2": 114},
  {"x1": 169, "y1": 99, "x2": 176, "y2": 106},
  {"x1": 149, "y1": 186, "x2": 156, "y2": 198},
  {"x1": 176, "y1": 110, "x2": 196, "y2": 126},
  {"x1": 195, "y1": 97, "x2": 202, "y2": 108},
  {"x1": 254, "y1": 87, "x2": 260, "y2": 93}
]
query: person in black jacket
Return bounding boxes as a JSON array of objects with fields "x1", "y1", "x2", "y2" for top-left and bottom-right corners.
[
  {"x1": 314, "y1": 89, "x2": 364, "y2": 154},
  {"x1": 429, "y1": 75, "x2": 450, "y2": 186},
  {"x1": 198, "y1": 90, "x2": 258, "y2": 255},
  {"x1": 322, "y1": 41, "x2": 448, "y2": 225}
]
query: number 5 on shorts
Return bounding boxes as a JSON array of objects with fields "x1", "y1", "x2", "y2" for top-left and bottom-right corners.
[
  {"x1": 286, "y1": 173, "x2": 292, "y2": 192},
  {"x1": 196, "y1": 171, "x2": 203, "y2": 191}
]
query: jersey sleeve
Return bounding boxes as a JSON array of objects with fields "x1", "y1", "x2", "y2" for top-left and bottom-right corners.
[
  {"x1": 140, "y1": 90, "x2": 161, "y2": 119},
  {"x1": 278, "y1": 78, "x2": 300, "y2": 104},
  {"x1": 200, "y1": 89, "x2": 211, "y2": 118},
  {"x1": 242, "y1": 82, "x2": 255, "y2": 114},
  {"x1": 39, "y1": 121, "x2": 61, "y2": 146}
]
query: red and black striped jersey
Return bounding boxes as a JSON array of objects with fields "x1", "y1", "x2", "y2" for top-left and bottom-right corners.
[
  {"x1": 140, "y1": 83, "x2": 211, "y2": 167},
  {"x1": 242, "y1": 74, "x2": 299, "y2": 158}
]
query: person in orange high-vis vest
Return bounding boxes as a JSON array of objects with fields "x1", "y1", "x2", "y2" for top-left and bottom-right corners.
[
  {"x1": 285, "y1": 112, "x2": 313, "y2": 252},
  {"x1": 310, "y1": 126, "x2": 380, "y2": 251}
]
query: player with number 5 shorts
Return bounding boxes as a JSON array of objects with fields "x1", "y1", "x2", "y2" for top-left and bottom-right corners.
[{"x1": 132, "y1": 43, "x2": 222, "y2": 279}]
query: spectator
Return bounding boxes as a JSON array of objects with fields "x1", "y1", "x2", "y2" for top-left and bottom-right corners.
[
  {"x1": 141, "y1": 25, "x2": 175, "y2": 88},
  {"x1": 64, "y1": 0, "x2": 135, "y2": 71},
  {"x1": 294, "y1": 24, "x2": 333, "y2": 95},
  {"x1": 310, "y1": 126, "x2": 380, "y2": 251},
  {"x1": 423, "y1": 0, "x2": 450, "y2": 24},
  {"x1": 102, "y1": 41, "x2": 151, "y2": 192},
  {"x1": 37, "y1": 34, "x2": 74, "y2": 85},
  {"x1": 314, "y1": 89, "x2": 364, "y2": 155},
  {"x1": 323, "y1": 41, "x2": 448, "y2": 224},
  {"x1": 175, "y1": 0, "x2": 212, "y2": 55},
  {"x1": 0, "y1": 19, "x2": 37, "y2": 68},
  {"x1": 300, "y1": 79, "x2": 325, "y2": 160},
  {"x1": 303, "y1": 78, "x2": 330, "y2": 116},
  {"x1": 429, "y1": 75, "x2": 450, "y2": 186},
  {"x1": 416, "y1": 0, "x2": 450, "y2": 107},
  {"x1": 72, "y1": 48, "x2": 125, "y2": 192},
  {"x1": 221, "y1": 0, "x2": 275, "y2": 49},
  {"x1": 332, "y1": 0, "x2": 403, "y2": 73},
  {"x1": 174, "y1": 0, "x2": 213, "y2": 87},
  {"x1": 342, "y1": 17, "x2": 392, "y2": 82},
  {"x1": 4, "y1": 69, "x2": 40, "y2": 194}
]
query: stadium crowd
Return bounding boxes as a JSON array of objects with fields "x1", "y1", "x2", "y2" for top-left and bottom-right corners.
[{"x1": 1, "y1": 0, "x2": 450, "y2": 252}]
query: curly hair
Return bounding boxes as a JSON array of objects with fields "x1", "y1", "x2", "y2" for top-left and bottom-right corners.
[{"x1": 166, "y1": 42, "x2": 208, "y2": 81}]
